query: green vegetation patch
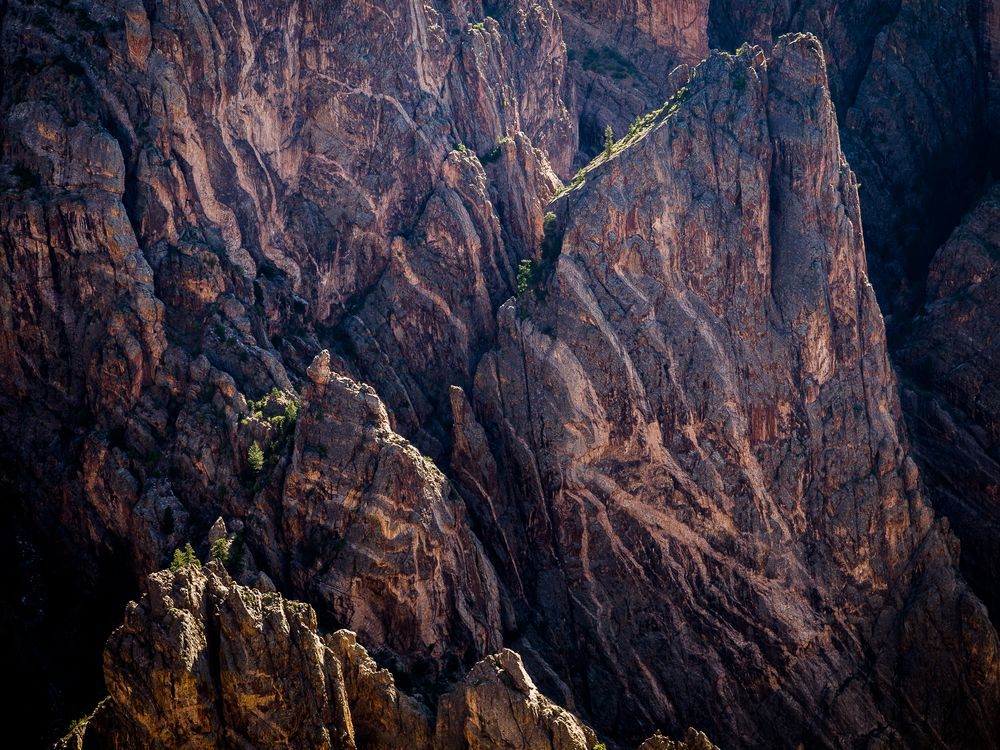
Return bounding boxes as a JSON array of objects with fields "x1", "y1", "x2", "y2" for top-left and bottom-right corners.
[
  {"x1": 247, "y1": 441, "x2": 265, "y2": 474},
  {"x1": 555, "y1": 85, "x2": 695, "y2": 199},
  {"x1": 169, "y1": 542, "x2": 202, "y2": 572}
]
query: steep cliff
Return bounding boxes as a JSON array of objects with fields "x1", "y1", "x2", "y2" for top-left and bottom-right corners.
[
  {"x1": 282, "y1": 351, "x2": 503, "y2": 674},
  {"x1": 708, "y1": 0, "x2": 994, "y2": 313},
  {"x1": 3, "y1": 2, "x2": 999, "y2": 749},
  {"x1": 897, "y1": 182, "x2": 1000, "y2": 624},
  {"x1": 558, "y1": 0, "x2": 996, "y2": 311},
  {"x1": 456, "y1": 36, "x2": 999, "y2": 747},
  {"x1": 0, "y1": 0, "x2": 573, "y2": 740}
]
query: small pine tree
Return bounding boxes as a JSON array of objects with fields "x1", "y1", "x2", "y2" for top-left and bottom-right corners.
[
  {"x1": 603, "y1": 124, "x2": 614, "y2": 156},
  {"x1": 247, "y1": 441, "x2": 264, "y2": 474},
  {"x1": 169, "y1": 542, "x2": 201, "y2": 572},
  {"x1": 628, "y1": 114, "x2": 643, "y2": 136},
  {"x1": 210, "y1": 537, "x2": 230, "y2": 565},
  {"x1": 516, "y1": 259, "x2": 535, "y2": 296},
  {"x1": 169, "y1": 547, "x2": 185, "y2": 572}
]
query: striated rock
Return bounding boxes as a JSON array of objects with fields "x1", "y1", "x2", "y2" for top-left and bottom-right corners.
[
  {"x1": 897, "y1": 181, "x2": 1000, "y2": 622},
  {"x1": 72, "y1": 564, "x2": 598, "y2": 750},
  {"x1": 560, "y1": 1, "x2": 708, "y2": 59},
  {"x1": 556, "y1": 0, "x2": 707, "y2": 158},
  {"x1": 461, "y1": 36, "x2": 1000, "y2": 747},
  {"x1": 0, "y1": 0, "x2": 573, "y2": 737},
  {"x1": 4, "y1": 2, "x2": 1000, "y2": 748},
  {"x1": 282, "y1": 353, "x2": 503, "y2": 671}
]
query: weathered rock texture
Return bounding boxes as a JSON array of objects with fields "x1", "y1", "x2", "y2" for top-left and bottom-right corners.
[
  {"x1": 708, "y1": 0, "x2": 995, "y2": 312},
  {"x1": 637, "y1": 729, "x2": 718, "y2": 750},
  {"x1": 458, "y1": 36, "x2": 1000, "y2": 748},
  {"x1": 560, "y1": 0, "x2": 997, "y2": 309},
  {"x1": 897, "y1": 181, "x2": 1000, "y2": 623},
  {"x1": 282, "y1": 352, "x2": 503, "y2": 674},
  {"x1": 0, "y1": 0, "x2": 572, "y2": 740},
  {"x1": 65, "y1": 563, "x2": 599, "y2": 750},
  {"x1": 3, "y1": 1, "x2": 1000, "y2": 749},
  {"x1": 556, "y1": 0, "x2": 707, "y2": 159}
]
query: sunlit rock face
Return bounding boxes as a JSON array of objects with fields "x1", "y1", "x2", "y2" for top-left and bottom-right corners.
[
  {"x1": 0, "y1": 0, "x2": 572, "y2": 740},
  {"x1": 282, "y1": 354, "x2": 503, "y2": 672},
  {"x1": 457, "y1": 36, "x2": 1000, "y2": 747},
  {"x1": 67, "y1": 563, "x2": 598, "y2": 750}
]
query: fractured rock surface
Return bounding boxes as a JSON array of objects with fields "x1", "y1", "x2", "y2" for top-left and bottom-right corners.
[
  {"x1": 66, "y1": 564, "x2": 598, "y2": 750},
  {"x1": 458, "y1": 35, "x2": 1000, "y2": 747},
  {"x1": 1, "y1": 2, "x2": 999, "y2": 749}
]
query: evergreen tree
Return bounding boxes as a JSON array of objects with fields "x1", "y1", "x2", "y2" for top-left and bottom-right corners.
[{"x1": 247, "y1": 441, "x2": 265, "y2": 474}]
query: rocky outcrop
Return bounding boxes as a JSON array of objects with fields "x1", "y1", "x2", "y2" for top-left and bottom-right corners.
[
  {"x1": 5, "y1": 2, "x2": 1000, "y2": 749},
  {"x1": 458, "y1": 36, "x2": 1000, "y2": 747},
  {"x1": 559, "y1": 0, "x2": 996, "y2": 301},
  {"x1": 638, "y1": 729, "x2": 718, "y2": 750},
  {"x1": 897, "y1": 181, "x2": 1000, "y2": 622},
  {"x1": 67, "y1": 563, "x2": 598, "y2": 750},
  {"x1": 282, "y1": 351, "x2": 503, "y2": 673},
  {"x1": 435, "y1": 648, "x2": 598, "y2": 750}
]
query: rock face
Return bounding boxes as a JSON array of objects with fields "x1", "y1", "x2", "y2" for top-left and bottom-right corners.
[
  {"x1": 282, "y1": 352, "x2": 503, "y2": 673},
  {"x1": 67, "y1": 563, "x2": 598, "y2": 750},
  {"x1": 102, "y1": 564, "x2": 356, "y2": 749},
  {"x1": 708, "y1": 0, "x2": 995, "y2": 312},
  {"x1": 556, "y1": 0, "x2": 708, "y2": 158},
  {"x1": 560, "y1": 0, "x2": 708, "y2": 56},
  {"x1": 435, "y1": 648, "x2": 598, "y2": 750},
  {"x1": 564, "y1": 0, "x2": 997, "y2": 309},
  {"x1": 3, "y1": 2, "x2": 1000, "y2": 749},
  {"x1": 458, "y1": 36, "x2": 1000, "y2": 747},
  {"x1": 0, "y1": 0, "x2": 572, "y2": 739},
  {"x1": 897, "y1": 182, "x2": 1000, "y2": 622},
  {"x1": 638, "y1": 729, "x2": 718, "y2": 750}
]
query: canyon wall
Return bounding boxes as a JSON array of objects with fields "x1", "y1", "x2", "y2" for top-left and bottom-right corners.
[
  {"x1": 1, "y1": 1, "x2": 999, "y2": 748},
  {"x1": 456, "y1": 36, "x2": 999, "y2": 747}
]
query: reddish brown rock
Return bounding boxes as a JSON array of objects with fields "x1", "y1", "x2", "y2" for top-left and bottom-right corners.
[
  {"x1": 556, "y1": 0, "x2": 707, "y2": 159},
  {"x1": 559, "y1": 0, "x2": 709, "y2": 60},
  {"x1": 69, "y1": 564, "x2": 597, "y2": 750},
  {"x1": 3, "y1": 2, "x2": 999, "y2": 749},
  {"x1": 461, "y1": 36, "x2": 1000, "y2": 747},
  {"x1": 0, "y1": 0, "x2": 573, "y2": 738},
  {"x1": 282, "y1": 353, "x2": 503, "y2": 671}
]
